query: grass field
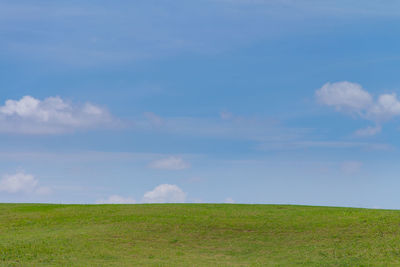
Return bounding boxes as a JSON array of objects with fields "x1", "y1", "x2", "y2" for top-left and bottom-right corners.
[{"x1": 1, "y1": 204, "x2": 400, "y2": 266}]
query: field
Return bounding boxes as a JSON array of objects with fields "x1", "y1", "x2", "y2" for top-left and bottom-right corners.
[{"x1": 1, "y1": 204, "x2": 400, "y2": 266}]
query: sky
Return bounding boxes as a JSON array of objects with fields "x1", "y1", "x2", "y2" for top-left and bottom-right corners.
[{"x1": 1, "y1": 0, "x2": 400, "y2": 208}]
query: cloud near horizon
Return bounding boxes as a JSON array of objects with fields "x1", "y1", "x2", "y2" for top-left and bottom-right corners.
[
  {"x1": 0, "y1": 171, "x2": 51, "y2": 195},
  {"x1": 0, "y1": 96, "x2": 114, "y2": 134},
  {"x1": 97, "y1": 184, "x2": 187, "y2": 204},
  {"x1": 316, "y1": 81, "x2": 400, "y2": 136},
  {"x1": 96, "y1": 195, "x2": 136, "y2": 204},
  {"x1": 142, "y1": 184, "x2": 187, "y2": 203},
  {"x1": 224, "y1": 197, "x2": 235, "y2": 204}
]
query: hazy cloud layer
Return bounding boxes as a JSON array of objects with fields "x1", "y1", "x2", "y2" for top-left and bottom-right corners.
[
  {"x1": 3, "y1": 1, "x2": 396, "y2": 67},
  {"x1": 139, "y1": 112, "x2": 305, "y2": 142},
  {"x1": 96, "y1": 195, "x2": 136, "y2": 204},
  {"x1": 354, "y1": 125, "x2": 382, "y2": 137},
  {"x1": 148, "y1": 156, "x2": 190, "y2": 170},
  {"x1": 224, "y1": 197, "x2": 235, "y2": 204},
  {"x1": 259, "y1": 140, "x2": 392, "y2": 151}
]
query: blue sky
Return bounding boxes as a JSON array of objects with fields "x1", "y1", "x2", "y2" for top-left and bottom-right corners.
[{"x1": 1, "y1": 0, "x2": 400, "y2": 208}]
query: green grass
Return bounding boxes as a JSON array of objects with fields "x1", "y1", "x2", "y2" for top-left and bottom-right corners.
[{"x1": 1, "y1": 204, "x2": 400, "y2": 266}]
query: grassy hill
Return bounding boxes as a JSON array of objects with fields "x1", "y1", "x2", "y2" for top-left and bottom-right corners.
[{"x1": 1, "y1": 204, "x2": 400, "y2": 266}]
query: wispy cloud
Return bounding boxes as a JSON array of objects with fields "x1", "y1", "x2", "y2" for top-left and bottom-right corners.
[
  {"x1": 148, "y1": 156, "x2": 191, "y2": 170},
  {"x1": 354, "y1": 125, "x2": 382, "y2": 137},
  {"x1": 3, "y1": 1, "x2": 396, "y2": 67},
  {"x1": 139, "y1": 112, "x2": 307, "y2": 142},
  {"x1": 212, "y1": 0, "x2": 400, "y2": 18},
  {"x1": 139, "y1": 111, "x2": 394, "y2": 152},
  {"x1": 259, "y1": 140, "x2": 392, "y2": 151}
]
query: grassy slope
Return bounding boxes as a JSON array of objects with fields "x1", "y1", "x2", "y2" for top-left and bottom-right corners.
[{"x1": 1, "y1": 204, "x2": 400, "y2": 266}]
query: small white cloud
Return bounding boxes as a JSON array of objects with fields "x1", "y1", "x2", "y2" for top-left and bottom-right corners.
[
  {"x1": 142, "y1": 184, "x2": 186, "y2": 203},
  {"x1": 316, "y1": 81, "x2": 373, "y2": 112},
  {"x1": 96, "y1": 195, "x2": 136, "y2": 204},
  {"x1": 148, "y1": 156, "x2": 190, "y2": 170},
  {"x1": 224, "y1": 197, "x2": 235, "y2": 204},
  {"x1": 0, "y1": 96, "x2": 114, "y2": 134},
  {"x1": 340, "y1": 161, "x2": 363, "y2": 174},
  {"x1": 0, "y1": 171, "x2": 51, "y2": 194}
]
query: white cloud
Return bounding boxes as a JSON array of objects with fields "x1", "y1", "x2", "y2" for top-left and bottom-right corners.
[
  {"x1": 0, "y1": 96, "x2": 114, "y2": 134},
  {"x1": 224, "y1": 197, "x2": 235, "y2": 203},
  {"x1": 148, "y1": 156, "x2": 190, "y2": 170},
  {"x1": 316, "y1": 81, "x2": 400, "y2": 136},
  {"x1": 0, "y1": 172, "x2": 37, "y2": 193},
  {"x1": 340, "y1": 161, "x2": 363, "y2": 174},
  {"x1": 142, "y1": 184, "x2": 186, "y2": 203},
  {"x1": 316, "y1": 81, "x2": 373, "y2": 112},
  {"x1": 96, "y1": 195, "x2": 136, "y2": 204},
  {"x1": 0, "y1": 171, "x2": 51, "y2": 195},
  {"x1": 368, "y1": 93, "x2": 400, "y2": 121}
]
